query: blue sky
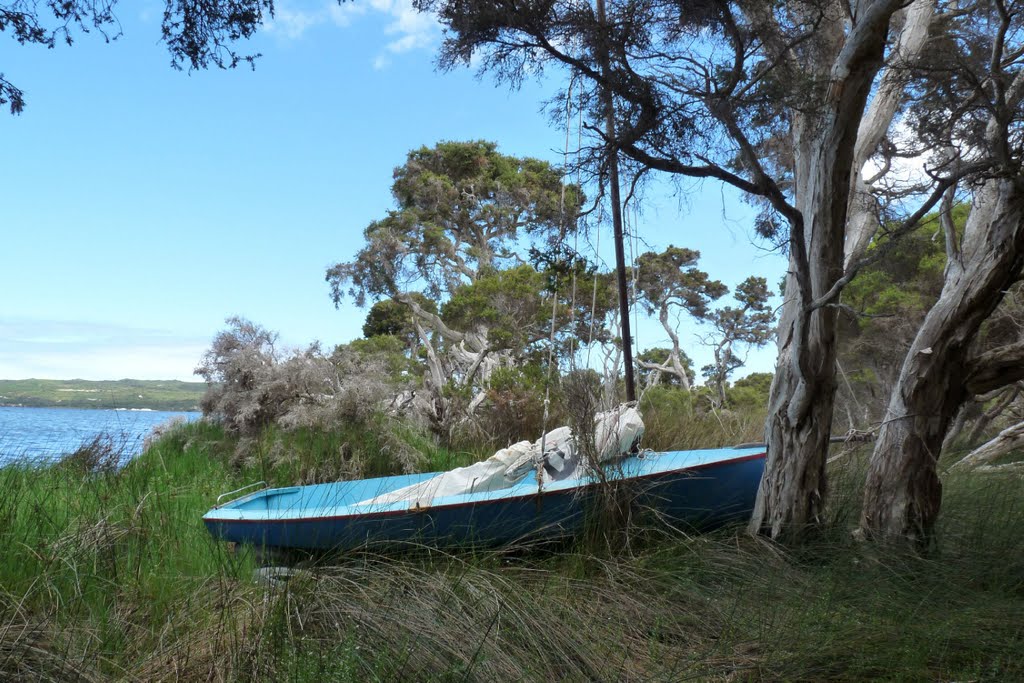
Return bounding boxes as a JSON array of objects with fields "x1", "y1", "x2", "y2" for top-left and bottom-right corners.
[{"x1": 1, "y1": 0, "x2": 784, "y2": 382}]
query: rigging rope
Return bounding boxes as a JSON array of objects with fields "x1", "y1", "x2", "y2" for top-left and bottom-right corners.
[
  {"x1": 624, "y1": 194, "x2": 642, "y2": 399},
  {"x1": 537, "y1": 72, "x2": 580, "y2": 490}
]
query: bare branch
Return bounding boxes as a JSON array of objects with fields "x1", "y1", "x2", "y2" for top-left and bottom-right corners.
[{"x1": 965, "y1": 340, "x2": 1024, "y2": 396}]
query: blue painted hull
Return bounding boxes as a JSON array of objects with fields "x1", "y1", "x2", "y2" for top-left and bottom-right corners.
[{"x1": 203, "y1": 447, "x2": 766, "y2": 551}]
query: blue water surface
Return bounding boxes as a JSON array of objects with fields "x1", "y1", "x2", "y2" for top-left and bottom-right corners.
[{"x1": 0, "y1": 406, "x2": 201, "y2": 464}]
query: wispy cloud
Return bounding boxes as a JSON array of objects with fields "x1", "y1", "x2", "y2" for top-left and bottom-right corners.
[
  {"x1": 0, "y1": 318, "x2": 209, "y2": 382},
  {"x1": 264, "y1": 0, "x2": 440, "y2": 67}
]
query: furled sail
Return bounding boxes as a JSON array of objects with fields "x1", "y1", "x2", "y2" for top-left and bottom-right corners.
[{"x1": 356, "y1": 404, "x2": 643, "y2": 508}]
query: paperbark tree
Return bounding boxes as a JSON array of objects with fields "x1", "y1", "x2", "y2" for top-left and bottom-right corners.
[
  {"x1": 634, "y1": 247, "x2": 726, "y2": 392},
  {"x1": 636, "y1": 347, "x2": 695, "y2": 390},
  {"x1": 418, "y1": 0, "x2": 946, "y2": 539},
  {"x1": 326, "y1": 140, "x2": 589, "y2": 439},
  {"x1": 701, "y1": 277, "x2": 775, "y2": 407},
  {"x1": 0, "y1": 0, "x2": 274, "y2": 113},
  {"x1": 861, "y1": 183, "x2": 1024, "y2": 542},
  {"x1": 857, "y1": 0, "x2": 1024, "y2": 543}
]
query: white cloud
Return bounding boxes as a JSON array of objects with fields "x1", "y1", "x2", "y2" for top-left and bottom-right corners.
[
  {"x1": 271, "y1": 6, "x2": 323, "y2": 39},
  {"x1": 380, "y1": 0, "x2": 439, "y2": 54},
  {"x1": 0, "y1": 318, "x2": 209, "y2": 382},
  {"x1": 862, "y1": 116, "x2": 930, "y2": 186},
  {"x1": 327, "y1": 2, "x2": 368, "y2": 27},
  {"x1": 263, "y1": 0, "x2": 440, "y2": 67}
]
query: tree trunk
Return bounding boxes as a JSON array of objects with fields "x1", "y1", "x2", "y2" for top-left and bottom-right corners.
[
  {"x1": 754, "y1": 353, "x2": 837, "y2": 538},
  {"x1": 751, "y1": 265, "x2": 841, "y2": 538},
  {"x1": 658, "y1": 304, "x2": 692, "y2": 391},
  {"x1": 860, "y1": 179, "x2": 1024, "y2": 543},
  {"x1": 749, "y1": 0, "x2": 904, "y2": 540},
  {"x1": 952, "y1": 420, "x2": 1024, "y2": 470},
  {"x1": 843, "y1": 0, "x2": 935, "y2": 266},
  {"x1": 750, "y1": 137, "x2": 849, "y2": 538}
]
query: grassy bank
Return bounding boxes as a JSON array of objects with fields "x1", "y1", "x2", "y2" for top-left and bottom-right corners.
[{"x1": 1, "y1": 419, "x2": 1022, "y2": 681}]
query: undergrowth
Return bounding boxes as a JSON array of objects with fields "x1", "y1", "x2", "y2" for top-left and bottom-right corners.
[{"x1": 0, "y1": 418, "x2": 1022, "y2": 681}]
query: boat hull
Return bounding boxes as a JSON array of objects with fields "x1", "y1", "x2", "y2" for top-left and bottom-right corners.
[{"x1": 203, "y1": 448, "x2": 766, "y2": 551}]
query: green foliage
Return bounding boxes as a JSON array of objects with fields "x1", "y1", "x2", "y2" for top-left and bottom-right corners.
[
  {"x1": 634, "y1": 246, "x2": 727, "y2": 318},
  {"x1": 837, "y1": 205, "x2": 967, "y2": 427},
  {"x1": 441, "y1": 265, "x2": 547, "y2": 350},
  {"x1": 327, "y1": 140, "x2": 580, "y2": 307},
  {"x1": 727, "y1": 372, "x2": 774, "y2": 408},
  {"x1": 701, "y1": 276, "x2": 776, "y2": 404},
  {"x1": 362, "y1": 294, "x2": 436, "y2": 343},
  {"x1": 841, "y1": 208, "x2": 962, "y2": 324}
]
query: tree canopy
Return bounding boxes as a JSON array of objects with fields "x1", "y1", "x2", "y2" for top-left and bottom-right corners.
[
  {"x1": 633, "y1": 246, "x2": 726, "y2": 391},
  {"x1": 327, "y1": 140, "x2": 593, "y2": 439},
  {"x1": 701, "y1": 276, "x2": 775, "y2": 406},
  {"x1": 327, "y1": 140, "x2": 582, "y2": 307}
]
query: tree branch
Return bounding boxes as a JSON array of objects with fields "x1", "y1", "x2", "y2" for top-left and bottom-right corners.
[
  {"x1": 398, "y1": 293, "x2": 466, "y2": 344},
  {"x1": 964, "y1": 340, "x2": 1024, "y2": 396}
]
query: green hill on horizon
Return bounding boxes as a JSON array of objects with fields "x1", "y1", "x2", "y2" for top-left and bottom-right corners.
[{"x1": 0, "y1": 379, "x2": 206, "y2": 411}]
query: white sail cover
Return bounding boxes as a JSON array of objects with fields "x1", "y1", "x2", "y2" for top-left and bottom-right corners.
[{"x1": 357, "y1": 404, "x2": 644, "y2": 508}]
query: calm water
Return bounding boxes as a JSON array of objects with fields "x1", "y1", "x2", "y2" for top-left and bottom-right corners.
[{"x1": 0, "y1": 406, "x2": 201, "y2": 464}]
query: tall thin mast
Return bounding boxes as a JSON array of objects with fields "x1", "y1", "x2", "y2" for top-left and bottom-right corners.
[{"x1": 596, "y1": 0, "x2": 636, "y2": 403}]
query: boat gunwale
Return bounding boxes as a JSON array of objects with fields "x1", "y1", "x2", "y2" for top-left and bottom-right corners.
[{"x1": 203, "y1": 450, "x2": 766, "y2": 526}]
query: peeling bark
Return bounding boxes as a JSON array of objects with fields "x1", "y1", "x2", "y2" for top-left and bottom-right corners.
[{"x1": 751, "y1": 0, "x2": 903, "y2": 539}]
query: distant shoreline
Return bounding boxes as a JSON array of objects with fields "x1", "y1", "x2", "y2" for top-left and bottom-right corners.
[
  {"x1": 0, "y1": 378, "x2": 206, "y2": 413},
  {"x1": 0, "y1": 405, "x2": 201, "y2": 413}
]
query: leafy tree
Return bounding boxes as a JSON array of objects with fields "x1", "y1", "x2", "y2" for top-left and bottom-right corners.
[
  {"x1": 633, "y1": 247, "x2": 726, "y2": 391},
  {"x1": 0, "y1": 0, "x2": 273, "y2": 114},
  {"x1": 700, "y1": 277, "x2": 775, "y2": 407},
  {"x1": 327, "y1": 140, "x2": 580, "y2": 306},
  {"x1": 326, "y1": 141, "x2": 587, "y2": 439}
]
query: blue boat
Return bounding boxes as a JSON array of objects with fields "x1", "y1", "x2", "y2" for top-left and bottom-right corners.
[{"x1": 202, "y1": 445, "x2": 766, "y2": 552}]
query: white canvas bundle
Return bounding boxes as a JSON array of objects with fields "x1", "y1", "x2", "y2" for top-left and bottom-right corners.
[
  {"x1": 356, "y1": 440, "x2": 535, "y2": 508},
  {"x1": 356, "y1": 404, "x2": 644, "y2": 509}
]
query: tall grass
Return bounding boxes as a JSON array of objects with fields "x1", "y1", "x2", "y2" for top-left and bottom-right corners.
[
  {"x1": 1, "y1": 418, "x2": 1022, "y2": 681},
  {"x1": 639, "y1": 386, "x2": 766, "y2": 451}
]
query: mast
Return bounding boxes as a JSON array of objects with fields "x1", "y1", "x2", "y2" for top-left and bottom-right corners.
[{"x1": 596, "y1": 0, "x2": 636, "y2": 403}]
